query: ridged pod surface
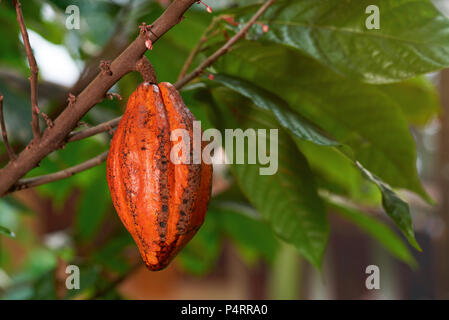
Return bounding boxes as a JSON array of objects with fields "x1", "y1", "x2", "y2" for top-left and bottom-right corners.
[{"x1": 107, "y1": 82, "x2": 213, "y2": 271}]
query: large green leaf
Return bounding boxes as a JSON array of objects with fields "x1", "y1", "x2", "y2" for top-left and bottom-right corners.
[
  {"x1": 297, "y1": 137, "x2": 420, "y2": 250},
  {"x1": 296, "y1": 140, "x2": 381, "y2": 204},
  {"x1": 208, "y1": 73, "x2": 337, "y2": 146},
  {"x1": 236, "y1": 0, "x2": 449, "y2": 83},
  {"x1": 93, "y1": 233, "x2": 134, "y2": 273},
  {"x1": 213, "y1": 89, "x2": 329, "y2": 268},
  {"x1": 356, "y1": 162, "x2": 421, "y2": 251},
  {"x1": 65, "y1": 265, "x2": 102, "y2": 299},
  {"x1": 380, "y1": 77, "x2": 440, "y2": 126},
  {"x1": 328, "y1": 201, "x2": 416, "y2": 266},
  {"x1": 211, "y1": 200, "x2": 278, "y2": 263},
  {"x1": 211, "y1": 41, "x2": 430, "y2": 202}
]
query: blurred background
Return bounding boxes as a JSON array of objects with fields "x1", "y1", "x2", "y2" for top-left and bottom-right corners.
[{"x1": 1, "y1": 0, "x2": 449, "y2": 300}]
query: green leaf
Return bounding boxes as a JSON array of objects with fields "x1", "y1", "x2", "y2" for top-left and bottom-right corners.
[
  {"x1": 208, "y1": 73, "x2": 338, "y2": 146},
  {"x1": 328, "y1": 201, "x2": 416, "y2": 267},
  {"x1": 0, "y1": 225, "x2": 15, "y2": 238},
  {"x1": 297, "y1": 137, "x2": 420, "y2": 251},
  {"x1": 236, "y1": 0, "x2": 449, "y2": 83},
  {"x1": 211, "y1": 201, "x2": 278, "y2": 263},
  {"x1": 296, "y1": 140, "x2": 381, "y2": 205},
  {"x1": 380, "y1": 77, "x2": 440, "y2": 126},
  {"x1": 93, "y1": 232, "x2": 134, "y2": 273},
  {"x1": 75, "y1": 165, "x2": 110, "y2": 240},
  {"x1": 211, "y1": 41, "x2": 430, "y2": 202},
  {"x1": 356, "y1": 162, "x2": 422, "y2": 251},
  {"x1": 65, "y1": 265, "x2": 102, "y2": 299},
  {"x1": 32, "y1": 270, "x2": 57, "y2": 300},
  {"x1": 213, "y1": 89, "x2": 329, "y2": 268}
]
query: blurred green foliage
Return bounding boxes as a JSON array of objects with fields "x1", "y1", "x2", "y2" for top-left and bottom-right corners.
[{"x1": 0, "y1": 0, "x2": 446, "y2": 299}]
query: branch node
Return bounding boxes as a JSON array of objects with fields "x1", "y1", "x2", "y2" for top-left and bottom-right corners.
[
  {"x1": 139, "y1": 23, "x2": 157, "y2": 38},
  {"x1": 107, "y1": 125, "x2": 115, "y2": 136},
  {"x1": 139, "y1": 22, "x2": 149, "y2": 36},
  {"x1": 77, "y1": 121, "x2": 89, "y2": 128},
  {"x1": 67, "y1": 93, "x2": 76, "y2": 107},
  {"x1": 139, "y1": 23, "x2": 157, "y2": 50},
  {"x1": 41, "y1": 112, "x2": 54, "y2": 128},
  {"x1": 106, "y1": 92, "x2": 123, "y2": 101},
  {"x1": 100, "y1": 60, "x2": 113, "y2": 76}
]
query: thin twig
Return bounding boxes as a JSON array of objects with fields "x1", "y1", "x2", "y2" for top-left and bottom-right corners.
[
  {"x1": 175, "y1": 0, "x2": 276, "y2": 89},
  {"x1": 14, "y1": 0, "x2": 41, "y2": 139},
  {"x1": 0, "y1": 93, "x2": 16, "y2": 161},
  {"x1": 177, "y1": 40, "x2": 204, "y2": 80},
  {"x1": 8, "y1": 151, "x2": 108, "y2": 193},
  {"x1": 177, "y1": 17, "x2": 219, "y2": 80},
  {"x1": 66, "y1": 118, "x2": 121, "y2": 143}
]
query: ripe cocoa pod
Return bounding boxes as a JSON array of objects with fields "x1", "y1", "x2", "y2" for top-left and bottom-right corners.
[{"x1": 107, "y1": 82, "x2": 213, "y2": 271}]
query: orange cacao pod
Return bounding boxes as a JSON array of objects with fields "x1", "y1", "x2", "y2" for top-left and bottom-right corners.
[{"x1": 107, "y1": 82, "x2": 213, "y2": 271}]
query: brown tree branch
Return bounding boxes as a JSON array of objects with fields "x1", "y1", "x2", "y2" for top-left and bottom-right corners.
[
  {"x1": 7, "y1": 151, "x2": 109, "y2": 194},
  {"x1": 0, "y1": 93, "x2": 16, "y2": 161},
  {"x1": 14, "y1": 0, "x2": 41, "y2": 139},
  {"x1": 66, "y1": 118, "x2": 120, "y2": 143},
  {"x1": 0, "y1": 0, "x2": 198, "y2": 196},
  {"x1": 174, "y1": 0, "x2": 276, "y2": 89}
]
